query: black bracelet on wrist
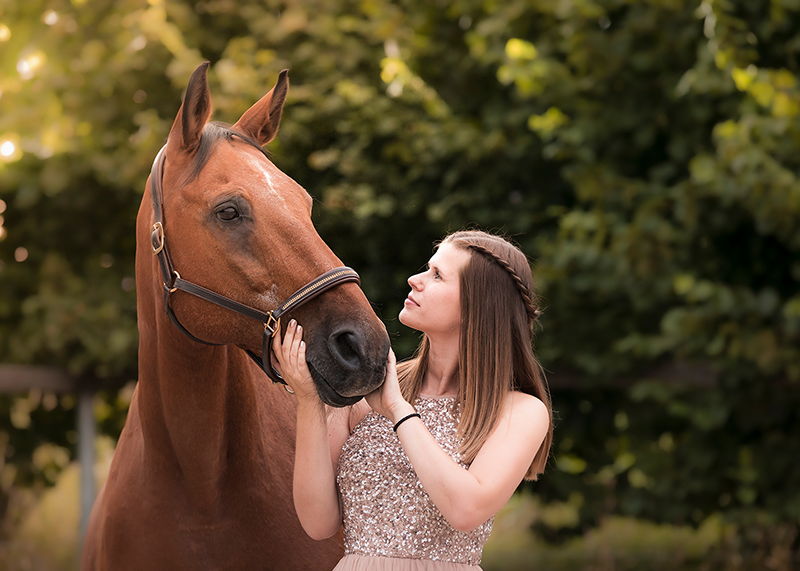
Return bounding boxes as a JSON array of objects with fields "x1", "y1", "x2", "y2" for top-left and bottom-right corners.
[{"x1": 393, "y1": 412, "x2": 421, "y2": 432}]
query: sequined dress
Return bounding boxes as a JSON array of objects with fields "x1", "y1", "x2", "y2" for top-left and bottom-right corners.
[{"x1": 333, "y1": 396, "x2": 493, "y2": 571}]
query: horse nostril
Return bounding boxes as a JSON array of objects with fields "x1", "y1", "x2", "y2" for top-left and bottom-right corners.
[{"x1": 328, "y1": 330, "x2": 363, "y2": 371}]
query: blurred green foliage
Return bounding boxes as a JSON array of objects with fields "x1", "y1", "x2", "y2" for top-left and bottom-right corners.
[
  {"x1": 483, "y1": 491, "x2": 741, "y2": 570},
  {"x1": 0, "y1": 435, "x2": 116, "y2": 571},
  {"x1": 1, "y1": 453, "x2": 786, "y2": 571},
  {"x1": 1, "y1": 0, "x2": 799, "y2": 561}
]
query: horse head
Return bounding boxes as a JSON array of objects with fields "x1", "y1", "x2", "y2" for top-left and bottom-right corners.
[{"x1": 143, "y1": 62, "x2": 388, "y2": 406}]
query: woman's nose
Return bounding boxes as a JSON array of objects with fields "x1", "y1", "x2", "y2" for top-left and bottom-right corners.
[{"x1": 408, "y1": 272, "x2": 423, "y2": 290}]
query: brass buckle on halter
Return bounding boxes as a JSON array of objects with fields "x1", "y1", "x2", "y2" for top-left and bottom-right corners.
[
  {"x1": 152, "y1": 222, "x2": 165, "y2": 255},
  {"x1": 167, "y1": 271, "x2": 180, "y2": 294},
  {"x1": 264, "y1": 314, "x2": 281, "y2": 338}
]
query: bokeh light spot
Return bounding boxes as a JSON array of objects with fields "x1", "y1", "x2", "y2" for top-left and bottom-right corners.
[
  {"x1": 130, "y1": 35, "x2": 147, "y2": 51},
  {"x1": 17, "y1": 52, "x2": 46, "y2": 81},
  {"x1": 0, "y1": 141, "x2": 15, "y2": 157},
  {"x1": 43, "y1": 10, "x2": 59, "y2": 25}
]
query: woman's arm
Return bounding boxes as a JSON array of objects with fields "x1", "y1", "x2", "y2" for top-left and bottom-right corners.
[
  {"x1": 399, "y1": 392, "x2": 547, "y2": 532},
  {"x1": 368, "y1": 355, "x2": 550, "y2": 532},
  {"x1": 272, "y1": 320, "x2": 349, "y2": 540}
]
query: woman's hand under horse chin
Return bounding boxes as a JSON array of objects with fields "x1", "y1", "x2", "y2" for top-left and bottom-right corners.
[
  {"x1": 365, "y1": 350, "x2": 415, "y2": 425},
  {"x1": 272, "y1": 320, "x2": 323, "y2": 406}
]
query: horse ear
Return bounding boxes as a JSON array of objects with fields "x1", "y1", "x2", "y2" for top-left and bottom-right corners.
[
  {"x1": 233, "y1": 70, "x2": 289, "y2": 146},
  {"x1": 167, "y1": 62, "x2": 213, "y2": 155}
]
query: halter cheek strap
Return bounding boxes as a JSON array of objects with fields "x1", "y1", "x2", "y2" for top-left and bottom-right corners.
[{"x1": 149, "y1": 144, "x2": 360, "y2": 387}]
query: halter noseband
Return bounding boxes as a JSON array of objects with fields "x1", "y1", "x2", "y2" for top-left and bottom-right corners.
[{"x1": 148, "y1": 144, "x2": 360, "y2": 388}]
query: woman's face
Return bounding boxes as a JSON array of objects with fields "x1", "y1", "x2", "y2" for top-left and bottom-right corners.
[{"x1": 399, "y1": 242, "x2": 471, "y2": 338}]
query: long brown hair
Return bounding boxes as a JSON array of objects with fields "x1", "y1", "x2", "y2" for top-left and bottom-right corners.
[{"x1": 397, "y1": 230, "x2": 553, "y2": 480}]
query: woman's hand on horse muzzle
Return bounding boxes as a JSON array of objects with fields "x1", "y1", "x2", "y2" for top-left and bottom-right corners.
[{"x1": 272, "y1": 320, "x2": 321, "y2": 404}]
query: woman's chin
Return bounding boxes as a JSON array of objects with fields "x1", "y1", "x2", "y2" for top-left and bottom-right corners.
[
  {"x1": 398, "y1": 313, "x2": 423, "y2": 335},
  {"x1": 398, "y1": 307, "x2": 416, "y2": 325}
]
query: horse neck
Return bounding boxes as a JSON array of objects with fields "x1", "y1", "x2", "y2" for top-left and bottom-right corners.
[{"x1": 136, "y1": 312, "x2": 266, "y2": 506}]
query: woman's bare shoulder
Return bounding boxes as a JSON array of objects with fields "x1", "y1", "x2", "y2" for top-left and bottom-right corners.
[{"x1": 504, "y1": 391, "x2": 549, "y2": 425}]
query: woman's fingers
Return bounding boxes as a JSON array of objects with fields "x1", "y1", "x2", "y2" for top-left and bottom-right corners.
[
  {"x1": 272, "y1": 320, "x2": 302, "y2": 385},
  {"x1": 385, "y1": 349, "x2": 399, "y2": 388},
  {"x1": 366, "y1": 347, "x2": 412, "y2": 420},
  {"x1": 290, "y1": 323, "x2": 303, "y2": 361},
  {"x1": 387, "y1": 349, "x2": 397, "y2": 375},
  {"x1": 282, "y1": 319, "x2": 298, "y2": 354},
  {"x1": 271, "y1": 319, "x2": 319, "y2": 402}
]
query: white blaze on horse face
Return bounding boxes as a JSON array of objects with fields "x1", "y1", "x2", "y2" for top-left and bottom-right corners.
[{"x1": 240, "y1": 151, "x2": 282, "y2": 200}]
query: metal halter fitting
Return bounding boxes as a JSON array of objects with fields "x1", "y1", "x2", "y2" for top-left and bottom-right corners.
[{"x1": 148, "y1": 144, "x2": 360, "y2": 388}]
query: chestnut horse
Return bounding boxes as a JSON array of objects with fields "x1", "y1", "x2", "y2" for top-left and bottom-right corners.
[{"x1": 81, "y1": 62, "x2": 389, "y2": 570}]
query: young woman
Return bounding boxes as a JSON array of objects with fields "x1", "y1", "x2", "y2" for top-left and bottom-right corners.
[{"x1": 273, "y1": 230, "x2": 553, "y2": 570}]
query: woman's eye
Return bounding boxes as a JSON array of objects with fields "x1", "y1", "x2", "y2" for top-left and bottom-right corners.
[{"x1": 217, "y1": 206, "x2": 239, "y2": 221}]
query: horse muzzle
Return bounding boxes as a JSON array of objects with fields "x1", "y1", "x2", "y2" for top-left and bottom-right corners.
[{"x1": 305, "y1": 325, "x2": 389, "y2": 407}]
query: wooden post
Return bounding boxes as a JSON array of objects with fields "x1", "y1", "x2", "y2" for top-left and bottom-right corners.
[{"x1": 77, "y1": 390, "x2": 96, "y2": 558}]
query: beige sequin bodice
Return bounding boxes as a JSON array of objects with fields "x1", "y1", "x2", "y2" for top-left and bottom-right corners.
[{"x1": 336, "y1": 397, "x2": 493, "y2": 565}]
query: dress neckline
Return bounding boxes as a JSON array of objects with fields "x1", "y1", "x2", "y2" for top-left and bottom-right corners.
[{"x1": 418, "y1": 394, "x2": 457, "y2": 400}]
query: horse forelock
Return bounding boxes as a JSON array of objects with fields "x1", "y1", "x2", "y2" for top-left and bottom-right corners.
[{"x1": 179, "y1": 122, "x2": 270, "y2": 187}]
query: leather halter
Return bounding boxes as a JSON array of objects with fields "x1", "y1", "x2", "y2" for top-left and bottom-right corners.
[{"x1": 148, "y1": 144, "x2": 360, "y2": 388}]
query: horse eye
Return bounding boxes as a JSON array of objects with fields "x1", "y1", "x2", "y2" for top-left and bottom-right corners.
[{"x1": 217, "y1": 206, "x2": 239, "y2": 221}]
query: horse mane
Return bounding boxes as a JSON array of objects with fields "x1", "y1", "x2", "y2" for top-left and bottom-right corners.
[{"x1": 180, "y1": 121, "x2": 270, "y2": 187}]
